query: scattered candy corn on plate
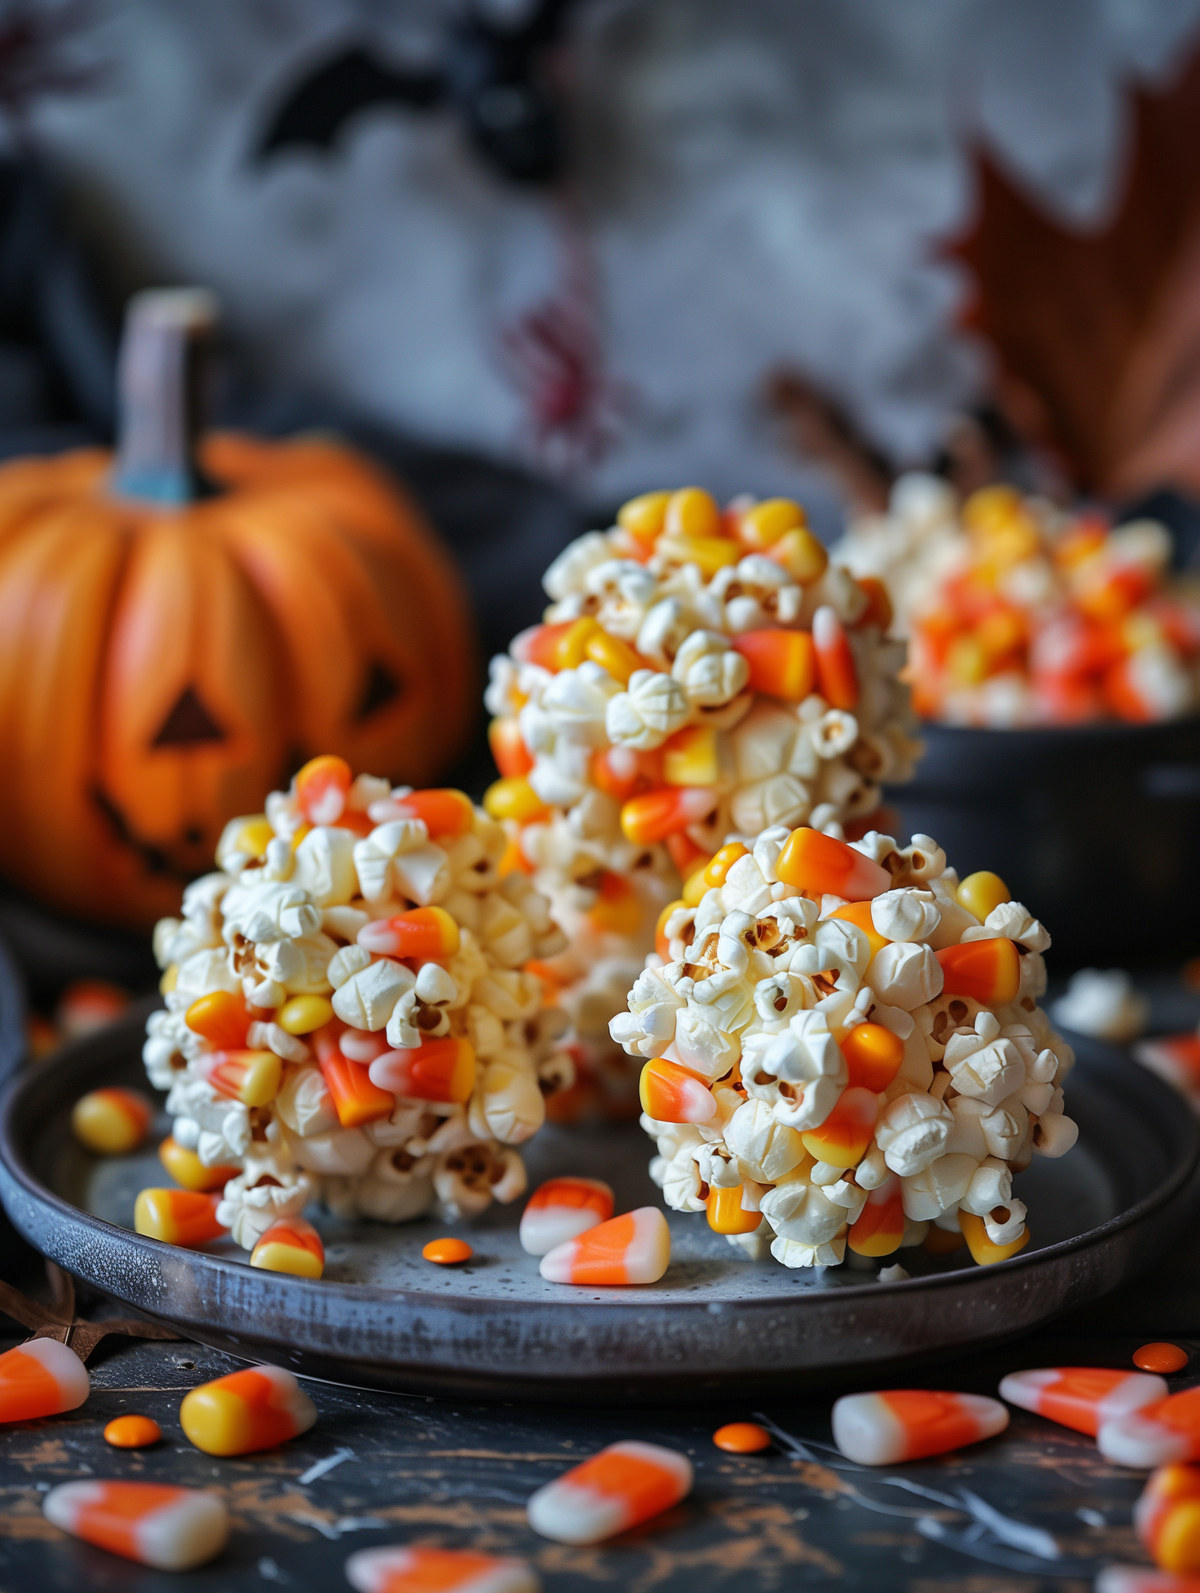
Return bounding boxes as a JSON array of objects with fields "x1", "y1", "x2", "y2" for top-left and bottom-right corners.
[{"x1": 1, "y1": 1007, "x2": 1197, "y2": 1400}]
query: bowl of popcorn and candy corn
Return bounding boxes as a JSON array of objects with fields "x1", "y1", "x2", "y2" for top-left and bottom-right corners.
[
  {"x1": 482, "y1": 485, "x2": 922, "y2": 1121},
  {"x1": 835, "y1": 475, "x2": 1200, "y2": 965}
]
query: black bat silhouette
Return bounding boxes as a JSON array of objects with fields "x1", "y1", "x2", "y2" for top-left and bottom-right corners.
[{"x1": 255, "y1": 2, "x2": 574, "y2": 185}]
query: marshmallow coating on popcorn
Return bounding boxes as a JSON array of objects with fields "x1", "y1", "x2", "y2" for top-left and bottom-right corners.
[
  {"x1": 615, "y1": 822, "x2": 1076, "y2": 1269},
  {"x1": 484, "y1": 488, "x2": 921, "y2": 1118},
  {"x1": 144, "y1": 760, "x2": 573, "y2": 1249}
]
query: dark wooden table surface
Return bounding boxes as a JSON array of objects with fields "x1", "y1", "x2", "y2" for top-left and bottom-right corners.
[
  {"x1": 4, "y1": 973, "x2": 1200, "y2": 1593},
  {"x1": 2, "y1": 1242, "x2": 1198, "y2": 1593}
]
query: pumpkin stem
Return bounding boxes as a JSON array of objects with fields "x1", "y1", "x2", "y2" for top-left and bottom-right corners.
[{"x1": 112, "y1": 288, "x2": 218, "y2": 505}]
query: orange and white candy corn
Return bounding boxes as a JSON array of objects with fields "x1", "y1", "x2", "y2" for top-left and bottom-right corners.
[
  {"x1": 134, "y1": 1188, "x2": 226, "y2": 1247},
  {"x1": 358, "y1": 906, "x2": 460, "y2": 959},
  {"x1": 519, "y1": 1177, "x2": 614, "y2": 1256},
  {"x1": 158, "y1": 1135, "x2": 239, "y2": 1192},
  {"x1": 732, "y1": 629, "x2": 816, "y2": 701},
  {"x1": 184, "y1": 988, "x2": 254, "y2": 1048},
  {"x1": 56, "y1": 978, "x2": 129, "y2": 1039},
  {"x1": 801, "y1": 1085, "x2": 878, "y2": 1168},
  {"x1": 527, "y1": 1439, "x2": 693, "y2": 1544},
  {"x1": 368, "y1": 1037, "x2": 476, "y2": 1105},
  {"x1": 1100, "y1": 1387, "x2": 1200, "y2": 1469},
  {"x1": 43, "y1": 1480, "x2": 228, "y2": 1571},
  {"x1": 1136, "y1": 1463, "x2": 1200, "y2": 1573},
  {"x1": 812, "y1": 604, "x2": 859, "y2": 709},
  {"x1": 391, "y1": 788, "x2": 475, "y2": 838},
  {"x1": 71, "y1": 1087, "x2": 153, "y2": 1155},
  {"x1": 840, "y1": 1024, "x2": 905, "y2": 1092},
  {"x1": 0, "y1": 1337, "x2": 89, "y2": 1423},
  {"x1": 999, "y1": 1367, "x2": 1168, "y2": 1437},
  {"x1": 540, "y1": 1207, "x2": 670, "y2": 1286},
  {"x1": 180, "y1": 1363, "x2": 317, "y2": 1456},
  {"x1": 251, "y1": 1215, "x2": 325, "y2": 1279},
  {"x1": 1097, "y1": 1571, "x2": 1200, "y2": 1593},
  {"x1": 639, "y1": 1057, "x2": 717, "y2": 1124},
  {"x1": 847, "y1": 1173, "x2": 905, "y2": 1257},
  {"x1": 775, "y1": 827, "x2": 891, "y2": 900},
  {"x1": 620, "y1": 786, "x2": 718, "y2": 845},
  {"x1": 295, "y1": 753, "x2": 352, "y2": 825},
  {"x1": 198, "y1": 1048, "x2": 281, "y2": 1108},
  {"x1": 706, "y1": 1184, "x2": 762, "y2": 1234},
  {"x1": 832, "y1": 1389, "x2": 1009, "y2": 1465},
  {"x1": 935, "y1": 938, "x2": 1021, "y2": 1005},
  {"x1": 346, "y1": 1544, "x2": 540, "y2": 1593},
  {"x1": 320, "y1": 1052, "x2": 396, "y2": 1126}
]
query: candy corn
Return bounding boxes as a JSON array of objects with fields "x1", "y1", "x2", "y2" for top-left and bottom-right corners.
[
  {"x1": 158, "y1": 1136, "x2": 239, "y2": 1192},
  {"x1": 662, "y1": 724, "x2": 722, "y2": 787},
  {"x1": 179, "y1": 1364, "x2": 317, "y2": 1457},
  {"x1": 251, "y1": 1215, "x2": 325, "y2": 1279},
  {"x1": 586, "y1": 871, "x2": 643, "y2": 936},
  {"x1": 840, "y1": 1023, "x2": 905, "y2": 1091},
  {"x1": 198, "y1": 1049, "x2": 281, "y2": 1108},
  {"x1": 1137, "y1": 1464, "x2": 1200, "y2": 1573},
  {"x1": 319, "y1": 1052, "x2": 396, "y2": 1126},
  {"x1": 540, "y1": 1207, "x2": 671, "y2": 1286},
  {"x1": 1100, "y1": 1387, "x2": 1200, "y2": 1468},
  {"x1": 184, "y1": 989, "x2": 253, "y2": 1048},
  {"x1": 732, "y1": 629, "x2": 816, "y2": 701},
  {"x1": 346, "y1": 1544, "x2": 540, "y2": 1593},
  {"x1": 775, "y1": 828, "x2": 891, "y2": 900},
  {"x1": 801, "y1": 1085, "x2": 878, "y2": 1168},
  {"x1": 43, "y1": 1480, "x2": 228, "y2": 1571},
  {"x1": 812, "y1": 605, "x2": 859, "y2": 709},
  {"x1": 358, "y1": 907, "x2": 461, "y2": 960},
  {"x1": 527, "y1": 1439, "x2": 693, "y2": 1545},
  {"x1": 832, "y1": 1389, "x2": 1009, "y2": 1465},
  {"x1": 0, "y1": 1337, "x2": 89, "y2": 1423},
  {"x1": 295, "y1": 754, "x2": 352, "y2": 825},
  {"x1": 393, "y1": 788, "x2": 475, "y2": 838},
  {"x1": 57, "y1": 978, "x2": 129, "y2": 1038},
  {"x1": 639, "y1": 1058, "x2": 717, "y2": 1124},
  {"x1": 998, "y1": 1367, "x2": 1168, "y2": 1437},
  {"x1": 847, "y1": 1173, "x2": 905, "y2": 1257},
  {"x1": 935, "y1": 938, "x2": 1021, "y2": 1005},
  {"x1": 104, "y1": 1415, "x2": 162, "y2": 1449},
  {"x1": 706, "y1": 1184, "x2": 762, "y2": 1235},
  {"x1": 830, "y1": 899, "x2": 890, "y2": 957},
  {"x1": 483, "y1": 776, "x2": 551, "y2": 824},
  {"x1": 1095, "y1": 1570, "x2": 1200, "y2": 1593},
  {"x1": 620, "y1": 786, "x2": 718, "y2": 845},
  {"x1": 71, "y1": 1087, "x2": 153, "y2": 1155},
  {"x1": 957, "y1": 1209, "x2": 1030, "y2": 1265},
  {"x1": 519, "y1": 1177, "x2": 614, "y2": 1256},
  {"x1": 368, "y1": 1037, "x2": 476, "y2": 1105},
  {"x1": 134, "y1": 1188, "x2": 226, "y2": 1247},
  {"x1": 490, "y1": 716, "x2": 535, "y2": 779}
]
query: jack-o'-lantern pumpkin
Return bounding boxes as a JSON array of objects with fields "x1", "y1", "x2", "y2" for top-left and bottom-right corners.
[{"x1": 0, "y1": 289, "x2": 475, "y2": 928}]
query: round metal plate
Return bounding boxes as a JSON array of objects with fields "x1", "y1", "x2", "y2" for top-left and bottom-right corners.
[{"x1": 2, "y1": 1008, "x2": 1198, "y2": 1402}]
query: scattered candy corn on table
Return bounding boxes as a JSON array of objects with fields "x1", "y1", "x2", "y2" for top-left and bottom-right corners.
[{"x1": 1, "y1": 1004, "x2": 1197, "y2": 1401}]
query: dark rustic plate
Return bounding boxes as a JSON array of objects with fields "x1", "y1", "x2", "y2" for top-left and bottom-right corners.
[{"x1": 1, "y1": 1006, "x2": 1197, "y2": 1402}]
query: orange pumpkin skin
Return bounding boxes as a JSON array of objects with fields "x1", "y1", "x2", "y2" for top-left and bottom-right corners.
[{"x1": 0, "y1": 434, "x2": 474, "y2": 929}]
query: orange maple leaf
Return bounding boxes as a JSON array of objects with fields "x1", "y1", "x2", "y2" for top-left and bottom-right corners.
[{"x1": 953, "y1": 45, "x2": 1200, "y2": 502}]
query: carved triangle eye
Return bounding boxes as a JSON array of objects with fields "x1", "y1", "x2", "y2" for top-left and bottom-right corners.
[
  {"x1": 357, "y1": 661, "x2": 402, "y2": 720},
  {"x1": 152, "y1": 687, "x2": 225, "y2": 747}
]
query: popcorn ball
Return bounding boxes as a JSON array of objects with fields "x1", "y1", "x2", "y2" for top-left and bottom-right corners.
[
  {"x1": 143, "y1": 758, "x2": 573, "y2": 1247},
  {"x1": 616, "y1": 822, "x2": 1077, "y2": 1269},
  {"x1": 485, "y1": 487, "x2": 920, "y2": 1115},
  {"x1": 834, "y1": 476, "x2": 1200, "y2": 726}
]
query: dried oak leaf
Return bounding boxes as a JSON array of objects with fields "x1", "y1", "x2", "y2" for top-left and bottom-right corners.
[{"x1": 952, "y1": 46, "x2": 1200, "y2": 502}]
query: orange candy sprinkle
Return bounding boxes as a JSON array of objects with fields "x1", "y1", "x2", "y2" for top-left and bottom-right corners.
[
  {"x1": 423, "y1": 1238, "x2": 473, "y2": 1265},
  {"x1": 713, "y1": 1422, "x2": 771, "y2": 1453},
  {"x1": 1138, "y1": 1344, "x2": 1191, "y2": 1375},
  {"x1": 104, "y1": 1415, "x2": 162, "y2": 1449}
]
